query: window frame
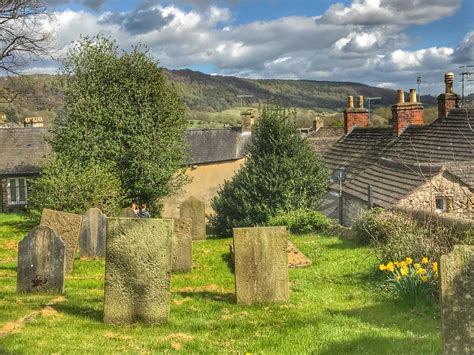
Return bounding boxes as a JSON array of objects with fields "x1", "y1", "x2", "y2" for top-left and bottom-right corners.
[
  {"x1": 7, "y1": 177, "x2": 28, "y2": 206},
  {"x1": 435, "y1": 195, "x2": 447, "y2": 213}
]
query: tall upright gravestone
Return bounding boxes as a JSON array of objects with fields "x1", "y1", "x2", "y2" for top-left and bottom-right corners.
[
  {"x1": 40, "y1": 209, "x2": 83, "y2": 273},
  {"x1": 80, "y1": 208, "x2": 107, "y2": 258},
  {"x1": 440, "y1": 245, "x2": 473, "y2": 355},
  {"x1": 179, "y1": 196, "x2": 206, "y2": 240},
  {"x1": 171, "y1": 218, "x2": 193, "y2": 272},
  {"x1": 17, "y1": 225, "x2": 66, "y2": 294},
  {"x1": 119, "y1": 207, "x2": 137, "y2": 218},
  {"x1": 233, "y1": 226, "x2": 289, "y2": 305},
  {"x1": 104, "y1": 218, "x2": 174, "y2": 325}
]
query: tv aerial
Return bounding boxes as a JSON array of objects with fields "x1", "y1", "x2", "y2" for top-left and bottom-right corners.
[
  {"x1": 459, "y1": 65, "x2": 474, "y2": 107},
  {"x1": 416, "y1": 76, "x2": 427, "y2": 102}
]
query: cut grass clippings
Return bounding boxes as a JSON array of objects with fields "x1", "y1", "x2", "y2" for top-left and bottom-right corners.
[{"x1": 0, "y1": 213, "x2": 441, "y2": 353}]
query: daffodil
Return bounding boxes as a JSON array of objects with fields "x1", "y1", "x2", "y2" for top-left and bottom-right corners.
[
  {"x1": 396, "y1": 275, "x2": 401, "y2": 281},
  {"x1": 386, "y1": 262, "x2": 395, "y2": 272},
  {"x1": 432, "y1": 261, "x2": 438, "y2": 272},
  {"x1": 421, "y1": 276, "x2": 429, "y2": 282},
  {"x1": 379, "y1": 263, "x2": 386, "y2": 271},
  {"x1": 400, "y1": 266, "x2": 409, "y2": 276},
  {"x1": 422, "y1": 257, "x2": 429, "y2": 264},
  {"x1": 414, "y1": 263, "x2": 421, "y2": 269},
  {"x1": 405, "y1": 257, "x2": 413, "y2": 265},
  {"x1": 416, "y1": 268, "x2": 427, "y2": 275}
]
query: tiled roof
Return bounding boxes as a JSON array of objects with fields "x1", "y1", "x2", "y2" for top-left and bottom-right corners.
[
  {"x1": 307, "y1": 127, "x2": 344, "y2": 154},
  {"x1": 0, "y1": 128, "x2": 50, "y2": 175},
  {"x1": 185, "y1": 128, "x2": 250, "y2": 164},
  {"x1": 445, "y1": 161, "x2": 474, "y2": 190}
]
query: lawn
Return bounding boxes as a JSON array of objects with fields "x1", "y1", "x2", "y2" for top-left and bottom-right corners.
[{"x1": 0, "y1": 213, "x2": 441, "y2": 353}]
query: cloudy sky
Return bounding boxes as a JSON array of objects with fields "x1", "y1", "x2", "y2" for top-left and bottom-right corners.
[{"x1": 34, "y1": 0, "x2": 474, "y2": 94}]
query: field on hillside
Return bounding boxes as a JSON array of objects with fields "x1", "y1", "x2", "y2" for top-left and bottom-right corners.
[{"x1": 0, "y1": 214, "x2": 441, "y2": 353}]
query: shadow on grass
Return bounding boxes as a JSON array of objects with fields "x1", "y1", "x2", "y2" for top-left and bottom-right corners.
[
  {"x1": 54, "y1": 300, "x2": 103, "y2": 322},
  {"x1": 176, "y1": 291, "x2": 235, "y2": 303},
  {"x1": 0, "y1": 218, "x2": 36, "y2": 235},
  {"x1": 221, "y1": 252, "x2": 234, "y2": 273},
  {"x1": 0, "y1": 264, "x2": 17, "y2": 271}
]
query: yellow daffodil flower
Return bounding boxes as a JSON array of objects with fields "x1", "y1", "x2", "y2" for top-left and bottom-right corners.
[
  {"x1": 414, "y1": 263, "x2": 421, "y2": 269},
  {"x1": 422, "y1": 257, "x2": 429, "y2": 264},
  {"x1": 405, "y1": 257, "x2": 413, "y2": 265},
  {"x1": 417, "y1": 268, "x2": 427, "y2": 275},
  {"x1": 396, "y1": 275, "x2": 401, "y2": 280},
  {"x1": 421, "y1": 276, "x2": 429, "y2": 282},
  {"x1": 400, "y1": 266, "x2": 409, "y2": 276},
  {"x1": 386, "y1": 262, "x2": 395, "y2": 272},
  {"x1": 379, "y1": 263, "x2": 386, "y2": 271},
  {"x1": 432, "y1": 261, "x2": 438, "y2": 272}
]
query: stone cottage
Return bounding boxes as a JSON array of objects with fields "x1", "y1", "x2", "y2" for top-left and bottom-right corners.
[
  {"x1": 0, "y1": 117, "x2": 49, "y2": 212},
  {"x1": 321, "y1": 73, "x2": 474, "y2": 225}
]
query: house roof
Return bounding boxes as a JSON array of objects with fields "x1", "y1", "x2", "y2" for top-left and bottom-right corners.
[
  {"x1": 0, "y1": 128, "x2": 51, "y2": 175},
  {"x1": 307, "y1": 127, "x2": 344, "y2": 154},
  {"x1": 185, "y1": 128, "x2": 250, "y2": 164}
]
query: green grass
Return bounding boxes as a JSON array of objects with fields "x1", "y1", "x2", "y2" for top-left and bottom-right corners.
[{"x1": 0, "y1": 213, "x2": 441, "y2": 353}]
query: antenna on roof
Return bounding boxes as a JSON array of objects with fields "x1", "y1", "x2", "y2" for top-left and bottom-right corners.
[
  {"x1": 236, "y1": 94, "x2": 254, "y2": 109},
  {"x1": 416, "y1": 76, "x2": 427, "y2": 102},
  {"x1": 459, "y1": 65, "x2": 474, "y2": 107},
  {"x1": 365, "y1": 97, "x2": 381, "y2": 122}
]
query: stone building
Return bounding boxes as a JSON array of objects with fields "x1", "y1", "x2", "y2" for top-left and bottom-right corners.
[{"x1": 321, "y1": 73, "x2": 474, "y2": 225}]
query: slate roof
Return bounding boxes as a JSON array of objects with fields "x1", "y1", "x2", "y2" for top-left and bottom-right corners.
[
  {"x1": 185, "y1": 128, "x2": 250, "y2": 164},
  {"x1": 307, "y1": 127, "x2": 344, "y2": 154},
  {"x1": 0, "y1": 128, "x2": 50, "y2": 175}
]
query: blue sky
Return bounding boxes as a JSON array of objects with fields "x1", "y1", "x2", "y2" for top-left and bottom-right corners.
[{"x1": 37, "y1": 0, "x2": 474, "y2": 94}]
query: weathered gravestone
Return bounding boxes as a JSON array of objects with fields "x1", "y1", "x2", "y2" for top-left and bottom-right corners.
[
  {"x1": 233, "y1": 226, "x2": 289, "y2": 305},
  {"x1": 80, "y1": 208, "x2": 107, "y2": 258},
  {"x1": 104, "y1": 218, "x2": 173, "y2": 325},
  {"x1": 119, "y1": 207, "x2": 138, "y2": 218},
  {"x1": 17, "y1": 225, "x2": 66, "y2": 294},
  {"x1": 179, "y1": 197, "x2": 206, "y2": 240},
  {"x1": 40, "y1": 209, "x2": 82, "y2": 273},
  {"x1": 171, "y1": 218, "x2": 193, "y2": 272},
  {"x1": 440, "y1": 245, "x2": 473, "y2": 355}
]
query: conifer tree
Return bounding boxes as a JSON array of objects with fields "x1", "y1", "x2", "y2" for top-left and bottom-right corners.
[{"x1": 210, "y1": 105, "x2": 329, "y2": 236}]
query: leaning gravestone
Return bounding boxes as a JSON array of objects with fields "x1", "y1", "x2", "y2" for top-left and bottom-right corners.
[
  {"x1": 104, "y1": 218, "x2": 173, "y2": 325},
  {"x1": 233, "y1": 226, "x2": 289, "y2": 305},
  {"x1": 40, "y1": 209, "x2": 82, "y2": 273},
  {"x1": 17, "y1": 225, "x2": 66, "y2": 294},
  {"x1": 119, "y1": 207, "x2": 137, "y2": 218},
  {"x1": 179, "y1": 197, "x2": 206, "y2": 240},
  {"x1": 440, "y1": 245, "x2": 473, "y2": 355},
  {"x1": 171, "y1": 218, "x2": 192, "y2": 272},
  {"x1": 80, "y1": 208, "x2": 107, "y2": 258}
]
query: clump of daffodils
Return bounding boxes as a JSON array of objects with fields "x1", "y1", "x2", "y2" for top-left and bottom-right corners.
[{"x1": 378, "y1": 256, "x2": 438, "y2": 303}]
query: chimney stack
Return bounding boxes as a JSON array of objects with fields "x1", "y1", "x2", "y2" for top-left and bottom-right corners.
[
  {"x1": 312, "y1": 116, "x2": 324, "y2": 131},
  {"x1": 24, "y1": 116, "x2": 44, "y2": 128},
  {"x1": 391, "y1": 89, "x2": 424, "y2": 136},
  {"x1": 241, "y1": 110, "x2": 255, "y2": 134},
  {"x1": 437, "y1": 72, "x2": 459, "y2": 118},
  {"x1": 344, "y1": 95, "x2": 368, "y2": 134}
]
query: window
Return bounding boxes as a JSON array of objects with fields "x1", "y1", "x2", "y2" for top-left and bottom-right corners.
[
  {"x1": 435, "y1": 196, "x2": 447, "y2": 213},
  {"x1": 7, "y1": 178, "x2": 28, "y2": 206}
]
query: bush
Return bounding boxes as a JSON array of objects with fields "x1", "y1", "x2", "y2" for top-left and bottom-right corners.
[
  {"x1": 210, "y1": 105, "x2": 329, "y2": 236},
  {"x1": 379, "y1": 256, "x2": 438, "y2": 303},
  {"x1": 268, "y1": 209, "x2": 331, "y2": 234},
  {"x1": 354, "y1": 208, "x2": 473, "y2": 261},
  {"x1": 27, "y1": 157, "x2": 124, "y2": 221}
]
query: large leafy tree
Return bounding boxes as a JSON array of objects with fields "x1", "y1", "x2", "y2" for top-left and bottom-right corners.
[
  {"x1": 51, "y1": 36, "x2": 188, "y2": 209},
  {"x1": 210, "y1": 105, "x2": 330, "y2": 236}
]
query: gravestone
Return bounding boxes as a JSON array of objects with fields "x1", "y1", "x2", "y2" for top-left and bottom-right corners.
[
  {"x1": 119, "y1": 207, "x2": 137, "y2": 218},
  {"x1": 80, "y1": 208, "x2": 107, "y2": 258},
  {"x1": 233, "y1": 226, "x2": 289, "y2": 305},
  {"x1": 171, "y1": 218, "x2": 192, "y2": 272},
  {"x1": 179, "y1": 197, "x2": 206, "y2": 240},
  {"x1": 440, "y1": 245, "x2": 473, "y2": 355},
  {"x1": 104, "y1": 218, "x2": 173, "y2": 325},
  {"x1": 17, "y1": 225, "x2": 66, "y2": 293},
  {"x1": 40, "y1": 209, "x2": 82, "y2": 273}
]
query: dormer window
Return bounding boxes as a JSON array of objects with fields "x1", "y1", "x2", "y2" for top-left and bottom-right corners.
[{"x1": 435, "y1": 196, "x2": 447, "y2": 213}]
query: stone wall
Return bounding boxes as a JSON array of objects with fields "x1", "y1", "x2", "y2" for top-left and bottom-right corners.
[{"x1": 397, "y1": 173, "x2": 473, "y2": 220}]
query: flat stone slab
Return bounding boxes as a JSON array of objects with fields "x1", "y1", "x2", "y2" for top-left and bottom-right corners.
[
  {"x1": 440, "y1": 245, "x2": 473, "y2": 355},
  {"x1": 104, "y1": 218, "x2": 173, "y2": 325},
  {"x1": 119, "y1": 207, "x2": 138, "y2": 218},
  {"x1": 179, "y1": 197, "x2": 206, "y2": 240},
  {"x1": 171, "y1": 218, "x2": 193, "y2": 272},
  {"x1": 17, "y1": 225, "x2": 66, "y2": 294},
  {"x1": 80, "y1": 208, "x2": 107, "y2": 258},
  {"x1": 40, "y1": 209, "x2": 83, "y2": 273},
  {"x1": 233, "y1": 226, "x2": 289, "y2": 305}
]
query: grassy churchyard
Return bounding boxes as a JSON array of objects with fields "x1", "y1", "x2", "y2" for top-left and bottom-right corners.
[{"x1": 0, "y1": 213, "x2": 441, "y2": 353}]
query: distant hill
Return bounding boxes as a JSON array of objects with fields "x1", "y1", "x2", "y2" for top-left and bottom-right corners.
[{"x1": 0, "y1": 69, "x2": 437, "y2": 126}]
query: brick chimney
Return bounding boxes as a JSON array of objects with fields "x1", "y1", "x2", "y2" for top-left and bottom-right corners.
[
  {"x1": 344, "y1": 95, "x2": 368, "y2": 134},
  {"x1": 312, "y1": 116, "x2": 324, "y2": 131},
  {"x1": 391, "y1": 89, "x2": 424, "y2": 136},
  {"x1": 241, "y1": 110, "x2": 255, "y2": 134},
  {"x1": 437, "y1": 72, "x2": 460, "y2": 118},
  {"x1": 24, "y1": 116, "x2": 44, "y2": 128}
]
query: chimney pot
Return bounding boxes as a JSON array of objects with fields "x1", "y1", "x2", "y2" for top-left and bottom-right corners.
[
  {"x1": 409, "y1": 89, "x2": 417, "y2": 103},
  {"x1": 397, "y1": 89, "x2": 405, "y2": 104},
  {"x1": 444, "y1": 72, "x2": 454, "y2": 94},
  {"x1": 357, "y1": 95, "x2": 364, "y2": 108},
  {"x1": 347, "y1": 96, "x2": 354, "y2": 109}
]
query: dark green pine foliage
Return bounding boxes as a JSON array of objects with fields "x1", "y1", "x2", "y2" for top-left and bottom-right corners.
[
  {"x1": 50, "y1": 36, "x2": 188, "y2": 208},
  {"x1": 210, "y1": 105, "x2": 330, "y2": 236}
]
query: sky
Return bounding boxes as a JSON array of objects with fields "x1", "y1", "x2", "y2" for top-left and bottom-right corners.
[{"x1": 30, "y1": 0, "x2": 474, "y2": 95}]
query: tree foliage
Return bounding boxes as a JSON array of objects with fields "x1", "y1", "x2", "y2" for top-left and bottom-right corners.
[
  {"x1": 210, "y1": 105, "x2": 330, "y2": 236},
  {"x1": 27, "y1": 157, "x2": 124, "y2": 220},
  {"x1": 50, "y1": 36, "x2": 188, "y2": 209}
]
